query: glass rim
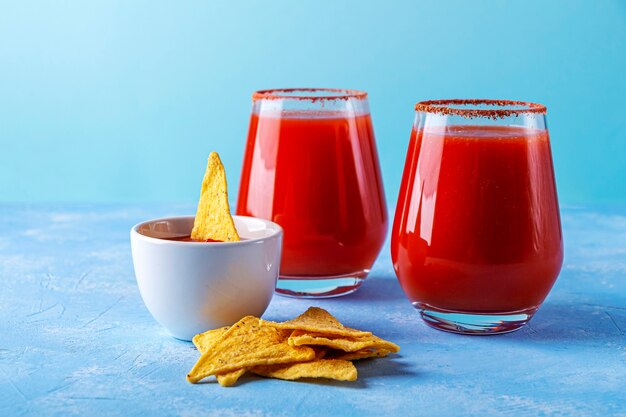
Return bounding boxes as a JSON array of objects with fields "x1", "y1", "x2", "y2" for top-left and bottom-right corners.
[
  {"x1": 414, "y1": 99, "x2": 547, "y2": 119},
  {"x1": 252, "y1": 88, "x2": 368, "y2": 102}
]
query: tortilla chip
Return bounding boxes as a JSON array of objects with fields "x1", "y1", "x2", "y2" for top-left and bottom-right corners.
[
  {"x1": 251, "y1": 359, "x2": 357, "y2": 382},
  {"x1": 187, "y1": 316, "x2": 315, "y2": 383},
  {"x1": 215, "y1": 369, "x2": 247, "y2": 387},
  {"x1": 261, "y1": 307, "x2": 372, "y2": 338},
  {"x1": 192, "y1": 326, "x2": 229, "y2": 354},
  {"x1": 192, "y1": 327, "x2": 248, "y2": 387},
  {"x1": 328, "y1": 348, "x2": 392, "y2": 361},
  {"x1": 288, "y1": 330, "x2": 400, "y2": 354},
  {"x1": 191, "y1": 152, "x2": 240, "y2": 242}
]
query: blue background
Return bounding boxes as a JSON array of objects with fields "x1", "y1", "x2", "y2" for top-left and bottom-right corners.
[{"x1": 1, "y1": 0, "x2": 625, "y2": 205}]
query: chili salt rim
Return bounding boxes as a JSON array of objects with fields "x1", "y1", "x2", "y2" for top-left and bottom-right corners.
[
  {"x1": 414, "y1": 99, "x2": 547, "y2": 119},
  {"x1": 252, "y1": 88, "x2": 368, "y2": 102}
]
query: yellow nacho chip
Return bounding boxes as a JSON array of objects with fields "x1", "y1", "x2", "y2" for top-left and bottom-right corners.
[
  {"x1": 328, "y1": 348, "x2": 392, "y2": 361},
  {"x1": 192, "y1": 326, "x2": 244, "y2": 386},
  {"x1": 215, "y1": 369, "x2": 247, "y2": 387},
  {"x1": 288, "y1": 330, "x2": 400, "y2": 354},
  {"x1": 251, "y1": 359, "x2": 357, "y2": 382},
  {"x1": 261, "y1": 307, "x2": 372, "y2": 338},
  {"x1": 192, "y1": 329, "x2": 329, "y2": 386},
  {"x1": 192, "y1": 326, "x2": 229, "y2": 353},
  {"x1": 187, "y1": 316, "x2": 315, "y2": 383},
  {"x1": 191, "y1": 152, "x2": 240, "y2": 242}
]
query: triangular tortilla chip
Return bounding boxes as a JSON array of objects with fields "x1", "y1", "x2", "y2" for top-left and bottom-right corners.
[
  {"x1": 192, "y1": 326, "x2": 229, "y2": 354},
  {"x1": 193, "y1": 326, "x2": 245, "y2": 386},
  {"x1": 260, "y1": 307, "x2": 372, "y2": 338},
  {"x1": 191, "y1": 152, "x2": 240, "y2": 242},
  {"x1": 288, "y1": 330, "x2": 400, "y2": 353},
  {"x1": 327, "y1": 348, "x2": 392, "y2": 361},
  {"x1": 215, "y1": 369, "x2": 247, "y2": 387},
  {"x1": 251, "y1": 359, "x2": 357, "y2": 381},
  {"x1": 187, "y1": 316, "x2": 315, "y2": 383}
]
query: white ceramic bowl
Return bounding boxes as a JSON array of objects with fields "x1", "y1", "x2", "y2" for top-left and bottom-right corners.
[{"x1": 130, "y1": 215, "x2": 283, "y2": 341}]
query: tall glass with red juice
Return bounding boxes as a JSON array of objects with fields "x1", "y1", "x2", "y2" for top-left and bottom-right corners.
[
  {"x1": 237, "y1": 89, "x2": 388, "y2": 297},
  {"x1": 391, "y1": 100, "x2": 563, "y2": 334}
]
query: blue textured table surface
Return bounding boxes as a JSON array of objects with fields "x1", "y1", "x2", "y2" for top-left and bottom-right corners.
[{"x1": 1, "y1": 204, "x2": 625, "y2": 417}]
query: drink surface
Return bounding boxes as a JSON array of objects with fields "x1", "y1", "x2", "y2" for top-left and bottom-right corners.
[
  {"x1": 392, "y1": 125, "x2": 563, "y2": 312},
  {"x1": 237, "y1": 112, "x2": 388, "y2": 276}
]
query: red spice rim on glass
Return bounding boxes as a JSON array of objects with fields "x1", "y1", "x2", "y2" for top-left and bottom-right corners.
[
  {"x1": 414, "y1": 99, "x2": 547, "y2": 119},
  {"x1": 252, "y1": 88, "x2": 368, "y2": 102}
]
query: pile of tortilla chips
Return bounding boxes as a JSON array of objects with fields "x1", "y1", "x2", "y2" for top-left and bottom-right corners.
[{"x1": 186, "y1": 307, "x2": 400, "y2": 387}]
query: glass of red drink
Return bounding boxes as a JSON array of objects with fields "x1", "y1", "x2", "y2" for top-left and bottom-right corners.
[
  {"x1": 391, "y1": 100, "x2": 563, "y2": 334},
  {"x1": 237, "y1": 88, "x2": 388, "y2": 297}
]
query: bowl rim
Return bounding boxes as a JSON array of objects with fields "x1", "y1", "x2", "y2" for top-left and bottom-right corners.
[{"x1": 130, "y1": 215, "x2": 283, "y2": 247}]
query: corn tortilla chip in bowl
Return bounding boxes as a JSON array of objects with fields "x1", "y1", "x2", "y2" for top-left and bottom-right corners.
[{"x1": 130, "y1": 153, "x2": 283, "y2": 341}]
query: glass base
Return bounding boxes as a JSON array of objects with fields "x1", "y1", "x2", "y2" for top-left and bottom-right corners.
[
  {"x1": 275, "y1": 271, "x2": 368, "y2": 298},
  {"x1": 414, "y1": 303, "x2": 539, "y2": 335}
]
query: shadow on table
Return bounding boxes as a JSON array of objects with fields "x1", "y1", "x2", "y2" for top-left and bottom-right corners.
[
  {"x1": 356, "y1": 354, "x2": 416, "y2": 378},
  {"x1": 503, "y1": 301, "x2": 626, "y2": 343},
  {"x1": 338, "y1": 276, "x2": 626, "y2": 343},
  {"x1": 346, "y1": 277, "x2": 407, "y2": 303},
  {"x1": 312, "y1": 355, "x2": 417, "y2": 389},
  {"x1": 197, "y1": 355, "x2": 417, "y2": 389},
  {"x1": 231, "y1": 374, "x2": 372, "y2": 389}
]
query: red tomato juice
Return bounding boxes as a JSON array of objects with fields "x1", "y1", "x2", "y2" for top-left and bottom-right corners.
[
  {"x1": 237, "y1": 112, "x2": 388, "y2": 276},
  {"x1": 391, "y1": 125, "x2": 563, "y2": 313}
]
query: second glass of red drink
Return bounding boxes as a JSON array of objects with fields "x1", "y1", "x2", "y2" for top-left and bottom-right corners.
[
  {"x1": 237, "y1": 88, "x2": 388, "y2": 297},
  {"x1": 392, "y1": 100, "x2": 563, "y2": 334}
]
